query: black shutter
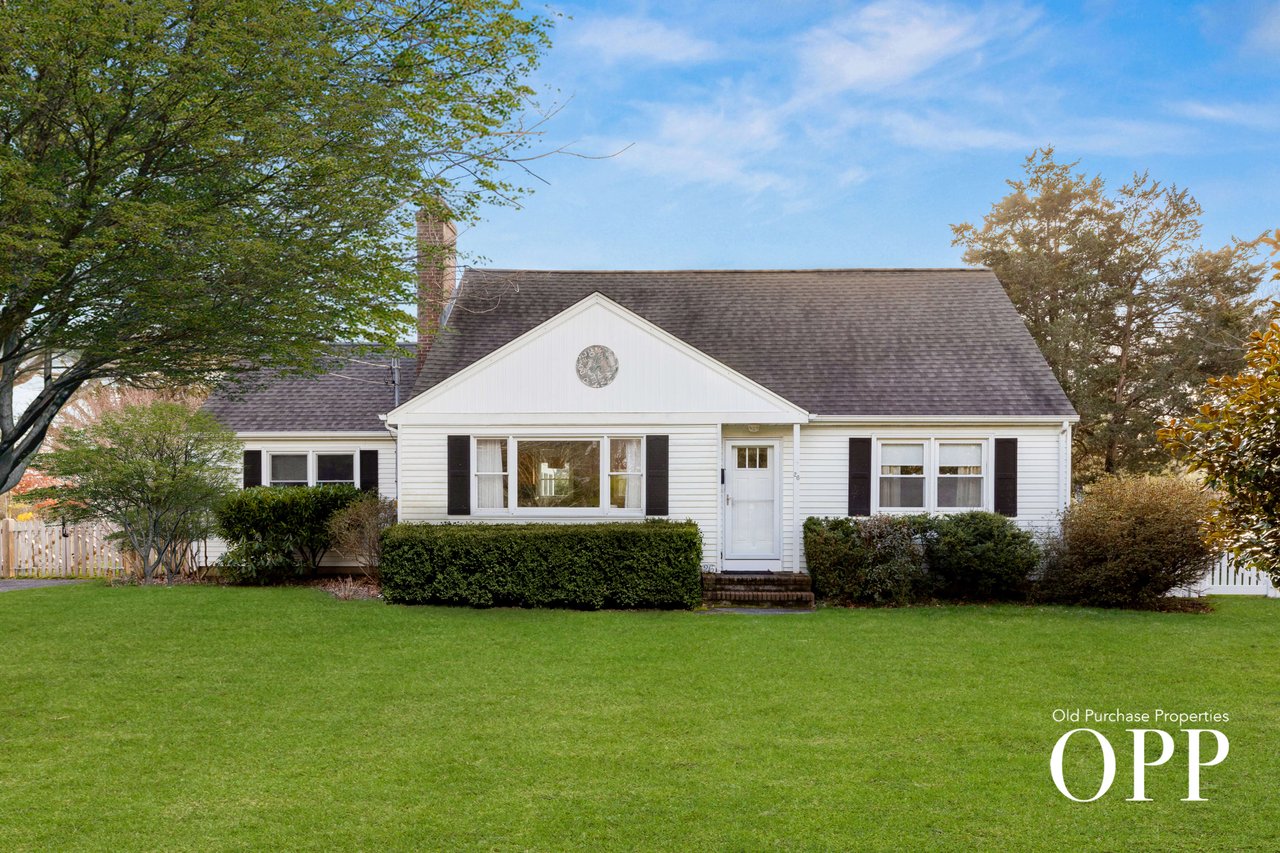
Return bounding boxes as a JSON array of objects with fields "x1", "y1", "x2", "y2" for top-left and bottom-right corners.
[
  {"x1": 848, "y1": 437, "x2": 872, "y2": 516},
  {"x1": 645, "y1": 435, "x2": 669, "y2": 516},
  {"x1": 447, "y1": 435, "x2": 470, "y2": 515},
  {"x1": 359, "y1": 449, "x2": 379, "y2": 493},
  {"x1": 243, "y1": 450, "x2": 262, "y2": 488},
  {"x1": 994, "y1": 438, "x2": 1018, "y2": 517}
]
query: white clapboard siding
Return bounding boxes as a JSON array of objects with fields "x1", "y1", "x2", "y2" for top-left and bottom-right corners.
[
  {"x1": 202, "y1": 435, "x2": 398, "y2": 567},
  {"x1": 796, "y1": 423, "x2": 1069, "y2": 569},
  {"x1": 797, "y1": 424, "x2": 1068, "y2": 524},
  {"x1": 397, "y1": 423, "x2": 722, "y2": 569},
  {"x1": 390, "y1": 296, "x2": 805, "y2": 425}
]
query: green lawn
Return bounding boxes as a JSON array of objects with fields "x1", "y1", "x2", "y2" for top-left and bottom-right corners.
[{"x1": 2, "y1": 585, "x2": 1277, "y2": 851}]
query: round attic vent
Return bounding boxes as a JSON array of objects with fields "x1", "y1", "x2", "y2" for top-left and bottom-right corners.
[{"x1": 576, "y1": 345, "x2": 619, "y2": 388}]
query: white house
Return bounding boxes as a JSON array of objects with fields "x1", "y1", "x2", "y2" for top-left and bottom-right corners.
[{"x1": 204, "y1": 216, "x2": 1078, "y2": 576}]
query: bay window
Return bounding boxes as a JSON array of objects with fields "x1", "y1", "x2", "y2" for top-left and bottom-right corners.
[{"x1": 475, "y1": 436, "x2": 643, "y2": 513}]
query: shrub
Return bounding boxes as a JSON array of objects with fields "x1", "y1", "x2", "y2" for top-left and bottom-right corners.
[
  {"x1": 804, "y1": 515, "x2": 929, "y2": 606},
  {"x1": 1037, "y1": 475, "x2": 1215, "y2": 609},
  {"x1": 327, "y1": 493, "x2": 398, "y2": 579},
  {"x1": 380, "y1": 520, "x2": 703, "y2": 609},
  {"x1": 28, "y1": 402, "x2": 239, "y2": 584},
  {"x1": 217, "y1": 540, "x2": 300, "y2": 586},
  {"x1": 214, "y1": 485, "x2": 362, "y2": 582},
  {"x1": 924, "y1": 511, "x2": 1040, "y2": 601}
]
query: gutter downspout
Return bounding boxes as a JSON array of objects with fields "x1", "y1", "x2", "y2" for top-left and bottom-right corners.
[
  {"x1": 379, "y1": 414, "x2": 402, "y2": 517},
  {"x1": 1059, "y1": 420, "x2": 1071, "y2": 512}
]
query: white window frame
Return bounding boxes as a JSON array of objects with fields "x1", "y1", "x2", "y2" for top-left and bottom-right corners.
[
  {"x1": 871, "y1": 437, "x2": 994, "y2": 515},
  {"x1": 260, "y1": 449, "x2": 360, "y2": 488},
  {"x1": 935, "y1": 440, "x2": 988, "y2": 512},
  {"x1": 266, "y1": 451, "x2": 310, "y2": 487},
  {"x1": 471, "y1": 434, "x2": 646, "y2": 517},
  {"x1": 315, "y1": 451, "x2": 358, "y2": 487},
  {"x1": 875, "y1": 440, "x2": 928, "y2": 512}
]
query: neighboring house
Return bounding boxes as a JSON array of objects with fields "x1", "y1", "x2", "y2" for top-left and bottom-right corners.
[{"x1": 204, "y1": 215, "x2": 1078, "y2": 573}]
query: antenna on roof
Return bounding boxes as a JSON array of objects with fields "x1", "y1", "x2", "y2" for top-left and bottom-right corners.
[{"x1": 391, "y1": 357, "x2": 401, "y2": 407}]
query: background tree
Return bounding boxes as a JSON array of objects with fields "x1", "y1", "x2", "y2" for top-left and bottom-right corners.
[
  {"x1": 0, "y1": 0, "x2": 555, "y2": 491},
  {"x1": 1161, "y1": 236, "x2": 1280, "y2": 581},
  {"x1": 49, "y1": 382, "x2": 205, "y2": 447},
  {"x1": 30, "y1": 402, "x2": 240, "y2": 583},
  {"x1": 953, "y1": 148, "x2": 1269, "y2": 482}
]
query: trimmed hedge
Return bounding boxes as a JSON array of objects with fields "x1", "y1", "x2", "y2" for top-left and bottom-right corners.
[
  {"x1": 380, "y1": 520, "x2": 703, "y2": 609},
  {"x1": 803, "y1": 515, "x2": 931, "y2": 606},
  {"x1": 921, "y1": 511, "x2": 1040, "y2": 601},
  {"x1": 214, "y1": 485, "x2": 362, "y2": 584},
  {"x1": 805, "y1": 511, "x2": 1040, "y2": 605}
]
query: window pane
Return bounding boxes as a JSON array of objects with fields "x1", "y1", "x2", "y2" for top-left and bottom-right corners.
[
  {"x1": 881, "y1": 443, "x2": 924, "y2": 476},
  {"x1": 610, "y1": 474, "x2": 642, "y2": 509},
  {"x1": 610, "y1": 438, "x2": 641, "y2": 472},
  {"x1": 476, "y1": 439, "x2": 507, "y2": 474},
  {"x1": 939, "y1": 443, "x2": 982, "y2": 475},
  {"x1": 757, "y1": 447, "x2": 768, "y2": 467},
  {"x1": 316, "y1": 454, "x2": 354, "y2": 484},
  {"x1": 477, "y1": 474, "x2": 508, "y2": 509},
  {"x1": 880, "y1": 477, "x2": 925, "y2": 508},
  {"x1": 938, "y1": 477, "x2": 983, "y2": 508},
  {"x1": 270, "y1": 454, "x2": 307, "y2": 485},
  {"x1": 737, "y1": 447, "x2": 747, "y2": 468},
  {"x1": 517, "y1": 440, "x2": 600, "y2": 508}
]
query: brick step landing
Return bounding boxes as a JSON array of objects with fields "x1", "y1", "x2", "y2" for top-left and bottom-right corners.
[{"x1": 702, "y1": 572, "x2": 815, "y2": 609}]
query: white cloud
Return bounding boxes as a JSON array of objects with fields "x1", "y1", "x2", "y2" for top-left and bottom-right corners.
[
  {"x1": 572, "y1": 16, "x2": 717, "y2": 65},
  {"x1": 877, "y1": 110, "x2": 1036, "y2": 150},
  {"x1": 837, "y1": 166, "x2": 871, "y2": 186},
  {"x1": 797, "y1": 0, "x2": 1038, "y2": 94},
  {"x1": 875, "y1": 110, "x2": 1193, "y2": 155},
  {"x1": 608, "y1": 101, "x2": 793, "y2": 193},
  {"x1": 1171, "y1": 100, "x2": 1280, "y2": 130},
  {"x1": 1246, "y1": 2, "x2": 1280, "y2": 52}
]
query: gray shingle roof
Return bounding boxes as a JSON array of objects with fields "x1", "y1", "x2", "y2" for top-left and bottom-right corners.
[
  {"x1": 414, "y1": 269, "x2": 1076, "y2": 418},
  {"x1": 203, "y1": 344, "x2": 413, "y2": 432}
]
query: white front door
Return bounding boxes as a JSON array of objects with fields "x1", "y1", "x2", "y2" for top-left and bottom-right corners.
[{"x1": 723, "y1": 440, "x2": 781, "y2": 570}]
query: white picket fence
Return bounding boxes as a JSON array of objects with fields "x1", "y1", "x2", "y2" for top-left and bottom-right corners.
[{"x1": 1176, "y1": 555, "x2": 1279, "y2": 598}]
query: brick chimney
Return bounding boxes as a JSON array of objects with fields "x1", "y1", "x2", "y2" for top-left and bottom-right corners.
[{"x1": 416, "y1": 208, "x2": 457, "y2": 375}]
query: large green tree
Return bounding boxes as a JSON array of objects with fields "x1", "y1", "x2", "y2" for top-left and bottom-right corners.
[
  {"x1": 1160, "y1": 237, "x2": 1280, "y2": 581},
  {"x1": 953, "y1": 149, "x2": 1268, "y2": 481},
  {"x1": 0, "y1": 0, "x2": 553, "y2": 491}
]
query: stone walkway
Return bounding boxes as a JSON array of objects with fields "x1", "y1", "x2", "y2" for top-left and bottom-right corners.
[{"x1": 0, "y1": 579, "x2": 89, "y2": 593}]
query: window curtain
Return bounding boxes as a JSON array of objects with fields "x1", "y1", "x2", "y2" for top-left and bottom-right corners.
[
  {"x1": 622, "y1": 438, "x2": 641, "y2": 509},
  {"x1": 476, "y1": 439, "x2": 506, "y2": 509}
]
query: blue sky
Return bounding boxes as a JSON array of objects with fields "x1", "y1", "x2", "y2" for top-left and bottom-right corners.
[{"x1": 463, "y1": 0, "x2": 1280, "y2": 270}]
